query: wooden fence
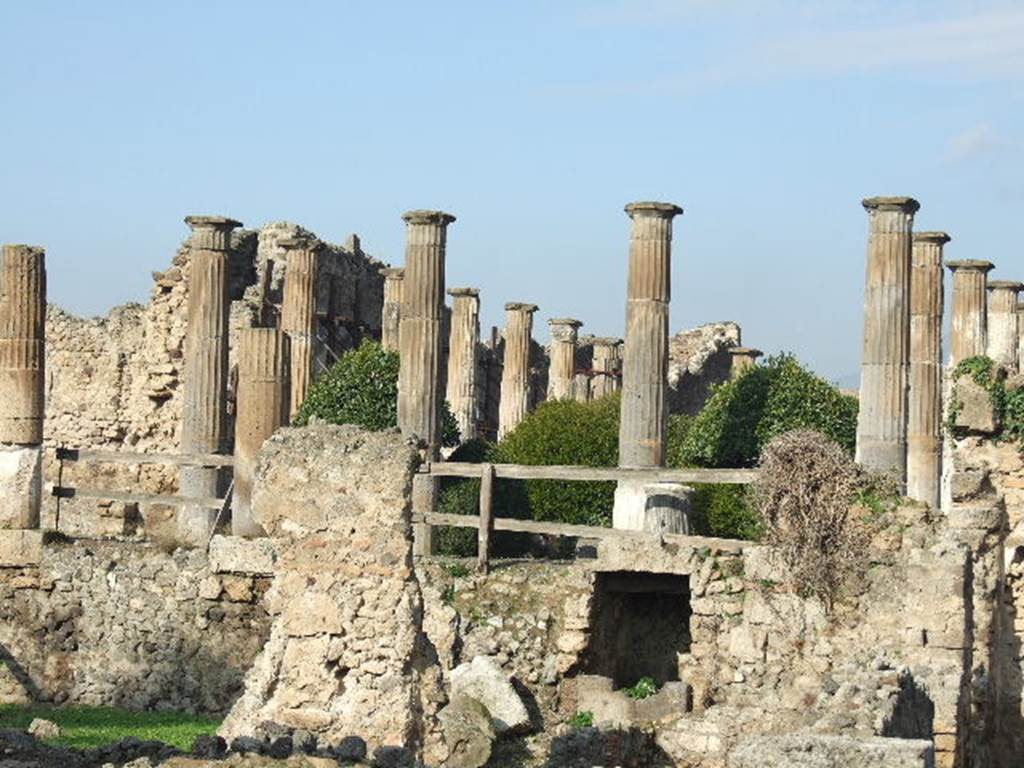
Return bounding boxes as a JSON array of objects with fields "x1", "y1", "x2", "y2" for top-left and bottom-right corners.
[{"x1": 415, "y1": 461, "x2": 759, "y2": 571}]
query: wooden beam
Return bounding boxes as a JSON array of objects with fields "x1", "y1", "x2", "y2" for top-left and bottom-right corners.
[
  {"x1": 423, "y1": 461, "x2": 757, "y2": 485},
  {"x1": 53, "y1": 447, "x2": 235, "y2": 468},
  {"x1": 477, "y1": 463, "x2": 495, "y2": 574}
]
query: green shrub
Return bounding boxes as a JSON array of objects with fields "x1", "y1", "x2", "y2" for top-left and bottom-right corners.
[
  {"x1": 569, "y1": 711, "x2": 595, "y2": 728},
  {"x1": 688, "y1": 484, "x2": 762, "y2": 540},
  {"x1": 436, "y1": 439, "x2": 494, "y2": 557},
  {"x1": 295, "y1": 340, "x2": 459, "y2": 446},
  {"x1": 623, "y1": 676, "x2": 659, "y2": 699}
]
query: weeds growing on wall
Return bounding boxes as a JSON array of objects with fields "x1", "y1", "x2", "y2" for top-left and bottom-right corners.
[{"x1": 948, "y1": 355, "x2": 1024, "y2": 449}]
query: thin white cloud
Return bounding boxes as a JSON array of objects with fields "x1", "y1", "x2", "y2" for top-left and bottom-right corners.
[{"x1": 946, "y1": 123, "x2": 1002, "y2": 161}]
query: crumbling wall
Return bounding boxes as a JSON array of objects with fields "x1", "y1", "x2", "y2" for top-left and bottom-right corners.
[{"x1": 668, "y1": 321, "x2": 740, "y2": 415}]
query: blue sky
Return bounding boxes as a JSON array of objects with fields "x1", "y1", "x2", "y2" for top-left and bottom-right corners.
[{"x1": 2, "y1": 1, "x2": 1022, "y2": 383}]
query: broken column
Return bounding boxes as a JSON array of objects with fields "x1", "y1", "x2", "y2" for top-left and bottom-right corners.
[
  {"x1": 178, "y1": 215, "x2": 241, "y2": 545},
  {"x1": 614, "y1": 201, "x2": 683, "y2": 531},
  {"x1": 729, "y1": 347, "x2": 762, "y2": 379},
  {"x1": 446, "y1": 287, "x2": 480, "y2": 441},
  {"x1": 380, "y1": 267, "x2": 404, "y2": 352},
  {"x1": 0, "y1": 245, "x2": 46, "y2": 537},
  {"x1": 279, "y1": 237, "x2": 320, "y2": 419},
  {"x1": 907, "y1": 231, "x2": 949, "y2": 510},
  {"x1": 947, "y1": 260, "x2": 994, "y2": 365},
  {"x1": 498, "y1": 302, "x2": 538, "y2": 440},
  {"x1": 231, "y1": 328, "x2": 288, "y2": 537},
  {"x1": 854, "y1": 196, "x2": 919, "y2": 479},
  {"x1": 590, "y1": 337, "x2": 623, "y2": 399},
  {"x1": 987, "y1": 280, "x2": 1023, "y2": 372},
  {"x1": 1019, "y1": 301, "x2": 1024, "y2": 373},
  {"x1": 548, "y1": 318, "x2": 582, "y2": 401}
]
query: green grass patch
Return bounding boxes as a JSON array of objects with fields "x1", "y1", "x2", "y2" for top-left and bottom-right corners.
[{"x1": 0, "y1": 704, "x2": 220, "y2": 750}]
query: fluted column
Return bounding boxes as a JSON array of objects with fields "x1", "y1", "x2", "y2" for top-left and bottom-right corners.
[
  {"x1": 618, "y1": 201, "x2": 682, "y2": 470},
  {"x1": 279, "y1": 237, "x2": 320, "y2": 419},
  {"x1": 446, "y1": 288, "x2": 480, "y2": 441},
  {"x1": 232, "y1": 328, "x2": 288, "y2": 537},
  {"x1": 947, "y1": 260, "x2": 994, "y2": 365},
  {"x1": 729, "y1": 347, "x2": 762, "y2": 379},
  {"x1": 178, "y1": 215, "x2": 241, "y2": 545},
  {"x1": 0, "y1": 245, "x2": 46, "y2": 530},
  {"x1": 1018, "y1": 302, "x2": 1024, "y2": 373},
  {"x1": 590, "y1": 337, "x2": 623, "y2": 399},
  {"x1": 907, "y1": 232, "x2": 949, "y2": 510},
  {"x1": 498, "y1": 303, "x2": 538, "y2": 439},
  {"x1": 987, "y1": 280, "x2": 1023, "y2": 371},
  {"x1": 381, "y1": 268, "x2": 405, "y2": 353},
  {"x1": 854, "y1": 196, "x2": 919, "y2": 479},
  {"x1": 548, "y1": 318, "x2": 582, "y2": 401}
]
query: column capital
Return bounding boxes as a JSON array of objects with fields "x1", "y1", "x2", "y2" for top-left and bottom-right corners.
[
  {"x1": 505, "y1": 302, "x2": 538, "y2": 313},
  {"x1": 1, "y1": 244, "x2": 45, "y2": 260},
  {"x1": 625, "y1": 201, "x2": 683, "y2": 219},
  {"x1": 381, "y1": 267, "x2": 405, "y2": 279},
  {"x1": 590, "y1": 336, "x2": 623, "y2": 348},
  {"x1": 987, "y1": 280, "x2": 1024, "y2": 293},
  {"x1": 185, "y1": 216, "x2": 242, "y2": 251},
  {"x1": 402, "y1": 209, "x2": 456, "y2": 226},
  {"x1": 913, "y1": 231, "x2": 951, "y2": 245},
  {"x1": 946, "y1": 260, "x2": 994, "y2": 274},
  {"x1": 862, "y1": 196, "x2": 920, "y2": 214},
  {"x1": 184, "y1": 215, "x2": 242, "y2": 231},
  {"x1": 447, "y1": 287, "x2": 479, "y2": 298},
  {"x1": 548, "y1": 317, "x2": 583, "y2": 329}
]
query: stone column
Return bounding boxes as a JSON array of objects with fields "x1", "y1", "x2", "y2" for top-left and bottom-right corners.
[
  {"x1": 446, "y1": 288, "x2": 480, "y2": 441},
  {"x1": 178, "y1": 215, "x2": 241, "y2": 545},
  {"x1": 0, "y1": 245, "x2": 46, "y2": 532},
  {"x1": 498, "y1": 302, "x2": 538, "y2": 440},
  {"x1": 279, "y1": 237, "x2": 320, "y2": 419},
  {"x1": 381, "y1": 268, "x2": 404, "y2": 352},
  {"x1": 987, "y1": 280, "x2": 1023, "y2": 371},
  {"x1": 548, "y1": 318, "x2": 582, "y2": 401},
  {"x1": 907, "y1": 232, "x2": 949, "y2": 510},
  {"x1": 947, "y1": 260, "x2": 994, "y2": 365},
  {"x1": 729, "y1": 347, "x2": 762, "y2": 379},
  {"x1": 1018, "y1": 301, "x2": 1024, "y2": 373},
  {"x1": 614, "y1": 201, "x2": 683, "y2": 531},
  {"x1": 231, "y1": 328, "x2": 288, "y2": 537},
  {"x1": 854, "y1": 196, "x2": 919, "y2": 478},
  {"x1": 590, "y1": 337, "x2": 623, "y2": 399}
]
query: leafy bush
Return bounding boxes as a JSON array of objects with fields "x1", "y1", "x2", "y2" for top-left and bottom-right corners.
[
  {"x1": 623, "y1": 677, "x2": 659, "y2": 700},
  {"x1": 295, "y1": 340, "x2": 459, "y2": 446},
  {"x1": 569, "y1": 711, "x2": 595, "y2": 728},
  {"x1": 753, "y1": 430, "x2": 869, "y2": 609},
  {"x1": 688, "y1": 484, "x2": 761, "y2": 540},
  {"x1": 679, "y1": 354, "x2": 858, "y2": 468}
]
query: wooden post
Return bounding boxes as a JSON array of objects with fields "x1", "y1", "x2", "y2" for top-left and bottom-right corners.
[{"x1": 477, "y1": 463, "x2": 495, "y2": 573}]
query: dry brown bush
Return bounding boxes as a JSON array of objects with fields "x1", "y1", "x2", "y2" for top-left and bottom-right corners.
[{"x1": 753, "y1": 429, "x2": 868, "y2": 609}]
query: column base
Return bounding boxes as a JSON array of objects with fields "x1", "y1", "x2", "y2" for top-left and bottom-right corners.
[
  {"x1": 612, "y1": 480, "x2": 692, "y2": 534},
  {"x1": 0, "y1": 445, "x2": 42, "y2": 529}
]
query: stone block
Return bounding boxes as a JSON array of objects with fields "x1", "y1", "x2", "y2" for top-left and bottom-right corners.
[
  {"x1": 950, "y1": 470, "x2": 990, "y2": 502},
  {"x1": 0, "y1": 445, "x2": 41, "y2": 529},
  {"x1": 742, "y1": 546, "x2": 786, "y2": 583},
  {"x1": 0, "y1": 530, "x2": 43, "y2": 567},
  {"x1": 953, "y1": 379, "x2": 1000, "y2": 434},
  {"x1": 634, "y1": 680, "x2": 693, "y2": 722},
  {"x1": 727, "y1": 733, "x2": 934, "y2": 768},
  {"x1": 575, "y1": 675, "x2": 633, "y2": 728},
  {"x1": 438, "y1": 695, "x2": 495, "y2": 768},
  {"x1": 209, "y1": 534, "x2": 277, "y2": 575},
  {"x1": 450, "y1": 655, "x2": 530, "y2": 734}
]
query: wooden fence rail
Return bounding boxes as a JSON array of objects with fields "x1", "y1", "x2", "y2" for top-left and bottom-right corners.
[{"x1": 424, "y1": 461, "x2": 758, "y2": 484}]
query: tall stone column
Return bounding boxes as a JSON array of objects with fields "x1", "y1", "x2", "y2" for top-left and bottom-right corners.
[
  {"x1": 590, "y1": 337, "x2": 623, "y2": 399},
  {"x1": 498, "y1": 302, "x2": 538, "y2": 440},
  {"x1": 178, "y1": 215, "x2": 241, "y2": 545},
  {"x1": 907, "y1": 231, "x2": 949, "y2": 510},
  {"x1": 729, "y1": 347, "x2": 762, "y2": 379},
  {"x1": 987, "y1": 280, "x2": 1023, "y2": 371},
  {"x1": 381, "y1": 268, "x2": 404, "y2": 352},
  {"x1": 548, "y1": 318, "x2": 582, "y2": 401},
  {"x1": 947, "y1": 260, "x2": 994, "y2": 365},
  {"x1": 231, "y1": 328, "x2": 288, "y2": 537},
  {"x1": 0, "y1": 245, "x2": 46, "y2": 531},
  {"x1": 614, "y1": 201, "x2": 683, "y2": 531},
  {"x1": 279, "y1": 237, "x2": 320, "y2": 419},
  {"x1": 1018, "y1": 301, "x2": 1024, "y2": 373},
  {"x1": 446, "y1": 288, "x2": 480, "y2": 441},
  {"x1": 854, "y1": 196, "x2": 919, "y2": 478}
]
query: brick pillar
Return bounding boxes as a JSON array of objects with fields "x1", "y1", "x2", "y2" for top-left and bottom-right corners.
[
  {"x1": 381, "y1": 268, "x2": 404, "y2": 353},
  {"x1": 987, "y1": 280, "x2": 1023, "y2": 372},
  {"x1": 729, "y1": 347, "x2": 762, "y2": 379},
  {"x1": 548, "y1": 318, "x2": 582, "y2": 401},
  {"x1": 279, "y1": 237, "x2": 320, "y2": 419},
  {"x1": 0, "y1": 245, "x2": 46, "y2": 531},
  {"x1": 947, "y1": 260, "x2": 993, "y2": 365},
  {"x1": 615, "y1": 201, "x2": 683, "y2": 531},
  {"x1": 590, "y1": 337, "x2": 623, "y2": 399},
  {"x1": 907, "y1": 232, "x2": 948, "y2": 510},
  {"x1": 446, "y1": 287, "x2": 480, "y2": 441},
  {"x1": 232, "y1": 328, "x2": 288, "y2": 537},
  {"x1": 178, "y1": 215, "x2": 241, "y2": 545},
  {"x1": 854, "y1": 196, "x2": 919, "y2": 479},
  {"x1": 498, "y1": 302, "x2": 538, "y2": 440}
]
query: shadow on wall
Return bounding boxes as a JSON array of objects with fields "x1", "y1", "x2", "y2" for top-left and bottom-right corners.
[
  {"x1": 995, "y1": 546, "x2": 1024, "y2": 765},
  {"x1": 881, "y1": 672, "x2": 934, "y2": 741},
  {"x1": 0, "y1": 644, "x2": 44, "y2": 703},
  {"x1": 541, "y1": 727, "x2": 674, "y2": 768}
]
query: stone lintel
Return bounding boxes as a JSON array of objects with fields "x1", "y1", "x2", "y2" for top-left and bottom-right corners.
[
  {"x1": 447, "y1": 287, "x2": 480, "y2": 297},
  {"x1": 505, "y1": 302, "x2": 538, "y2": 313},
  {"x1": 277, "y1": 236, "x2": 322, "y2": 251},
  {"x1": 624, "y1": 201, "x2": 683, "y2": 219},
  {"x1": 913, "y1": 231, "x2": 951, "y2": 245},
  {"x1": 590, "y1": 337, "x2": 623, "y2": 348},
  {"x1": 0, "y1": 530, "x2": 43, "y2": 567},
  {"x1": 946, "y1": 260, "x2": 994, "y2": 273},
  {"x1": 184, "y1": 215, "x2": 243, "y2": 231},
  {"x1": 861, "y1": 196, "x2": 920, "y2": 214},
  {"x1": 380, "y1": 267, "x2": 405, "y2": 279},
  {"x1": 987, "y1": 280, "x2": 1024, "y2": 292},
  {"x1": 548, "y1": 317, "x2": 583, "y2": 329},
  {"x1": 402, "y1": 209, "x2": 456, "y2": 226}
]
